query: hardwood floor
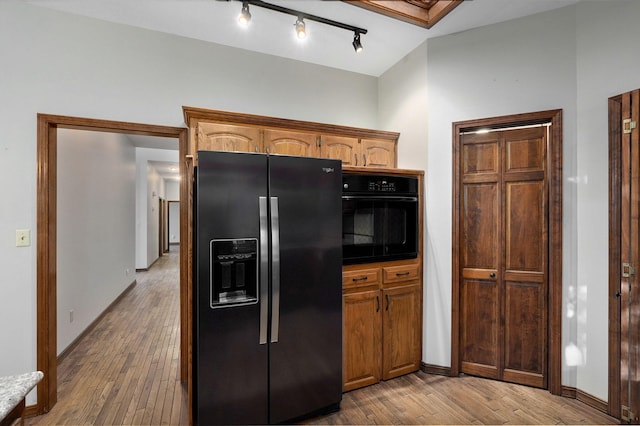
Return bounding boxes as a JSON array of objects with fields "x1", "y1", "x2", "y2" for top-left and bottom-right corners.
[
  {"x1": 26, "y1": 244, "x2": 617, "y2": 425},
  {"x1": 312, "y1": 373, "x2": 617, "y2": 425},
  {"x1": 27, "y1": 245, "x2": 187, "y2": 426}
]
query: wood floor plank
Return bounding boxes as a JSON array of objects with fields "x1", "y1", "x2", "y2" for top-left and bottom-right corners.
[{"x1": 27, "y1": 245, "x2": 618, "y2": 425}]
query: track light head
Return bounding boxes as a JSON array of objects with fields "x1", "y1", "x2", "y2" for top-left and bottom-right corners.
[
  {"x1": 295, "y1": 17, "x2": 306, "y2": 40},
  {"x1": 238, "y1": 2, "x2": 251, "y2": 27},
  {"x1": 352, "y1": 32, "x2": 363, "y2": 53}
]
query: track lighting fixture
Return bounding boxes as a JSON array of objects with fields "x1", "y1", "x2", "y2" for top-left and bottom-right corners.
[
  {"x1": 295, "y1": 17, "x2": 306, "y2": 40},
  {"x1": 235, "y1": 0, "x2": 367, "y2": 53},
  {"x1": 238, "y1": 1, "x2": 251, "y2": 27},
  {"x1": 352, "y1": 32, "x2": 363, "y2": 53}
]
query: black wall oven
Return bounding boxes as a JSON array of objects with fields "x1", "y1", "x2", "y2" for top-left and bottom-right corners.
[{"x1": 342, "y1": 174, "x2": 419, "y2": 265}]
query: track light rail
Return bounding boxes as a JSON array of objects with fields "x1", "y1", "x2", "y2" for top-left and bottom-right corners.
[{"x1": 240, "y1": 0, "x2": 368, "y2": 35}]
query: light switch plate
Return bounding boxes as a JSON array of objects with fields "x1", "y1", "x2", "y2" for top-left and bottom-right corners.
[{"x1": 16, "y1": 229, "x2": 31, "y2": 247}]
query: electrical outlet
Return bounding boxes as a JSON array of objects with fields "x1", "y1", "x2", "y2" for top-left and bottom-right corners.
[
  {"x1": 69, "y1": 310, "x2": 74, "y2": 323},
  {"x1": 16, "y1": 229, "x2": 31, "y2": 247}
]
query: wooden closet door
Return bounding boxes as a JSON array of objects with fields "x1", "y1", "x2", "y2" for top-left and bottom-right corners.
[
  {"x1": 459, "y1": 127, "x2": 548, "y2": 388},
  {"x1": 620, "y1": 89, "x2": 640, "y2": 423},
  {"x1": 460, "y1": 132, "x2": 501, "y2": 379}
]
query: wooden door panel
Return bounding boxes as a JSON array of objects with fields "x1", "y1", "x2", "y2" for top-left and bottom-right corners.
[
  {"x1": 343, "y1": 290, "x2": 382, "y2": 391},
  {"x1": 197, "y1": 122, "x2": 261, "y2": 153},
  {"x1": 458, "y1": 126, "x2": 548, "y2": 389},
  {"x1": 320, "y1": 135, "x2": 357, "y2": 166},
  {"x1": 463, "y1": 140, "x2": 499, "y2": 175},
  {"x1": 504, "y1": 280, "x2": 546, "y2": 388},
  {"x1": 462, "y1": 183, "x2": 498, "y2": 269},
  {"x1": 382, "y1": 285, "x2": 421, "y2": 380},
  {"x1": 360, "y1": 138, "x2": 396, "y2": 168},
  {"x1": 505, "y1": 130, "x2": 545, "y2": 173},
  {"x1": 460, "y1": 279, "x2": 499, "y2": 377},
  {"x1": 264, "y1": 129, "x2": 318, "y2": 157},
  {"x1": 505, "y1": 181, "x2": 545, "y2": 272}
]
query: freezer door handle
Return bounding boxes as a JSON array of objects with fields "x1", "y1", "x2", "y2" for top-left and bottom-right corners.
[
  {"x1": 270, "y1": 196, "x2": 280, "y2": 343},
  {"x1": 259, "y1": 196, "x2": 269, "y2": 345}
]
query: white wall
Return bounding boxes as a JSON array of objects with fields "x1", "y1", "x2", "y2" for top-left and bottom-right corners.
[
  {"x1": 169, "y1": 202, "x2": 180, "y2": 244},
  {"x1": 165, "y1": 180, "x2": 180, "y2": 201},
  {"x1": 574, "y1": 0, "x2": 640, "y2": 400},
  {"x1": 0, "y1": 1, "x2": 378, "y2": 390},
  {"x1": 57, "y1": 129, "x2": 136, "y2": 355}
]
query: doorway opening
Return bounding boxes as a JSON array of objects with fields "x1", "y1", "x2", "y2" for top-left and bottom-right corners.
[
  {"x1": 450, "y1": 109, "x2": 563, "y2": 395},
  {"x1": 35, "y1": 114, "x2": 189, "y2": 416}
]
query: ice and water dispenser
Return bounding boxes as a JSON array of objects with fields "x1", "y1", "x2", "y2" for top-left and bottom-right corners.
[{"x1": 209, "y1": 238, "x2": 258, "y2": 308}]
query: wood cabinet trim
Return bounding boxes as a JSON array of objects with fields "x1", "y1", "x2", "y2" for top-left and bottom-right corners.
[{"x1": 183, "y1": 106, "x2": 399, "y2": 141}]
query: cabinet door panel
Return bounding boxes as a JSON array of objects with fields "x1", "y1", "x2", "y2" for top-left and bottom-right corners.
[
  {"x1": 264, "y1": 129, "x2": 318, "y2": 157},
  {"x1": 343, "y1": 290, "x2": 382, "y2": 391},
  {"x1": 360, "y1": 138, "x2": 396, "y2": 168},
  {"x1": 382, "y1": 284, "x2": 421, "y2": 380},
  {"x1": 320, "y1": 135, "x2": 358, "y2": 166},
  {"x1": 197, "y1": 122, "x2": 261, "y2": 153}
]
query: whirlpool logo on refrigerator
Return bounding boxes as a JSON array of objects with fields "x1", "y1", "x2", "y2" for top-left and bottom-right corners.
[{"x1": 322, "y1": 167, "x2": 335, "y2": 173}]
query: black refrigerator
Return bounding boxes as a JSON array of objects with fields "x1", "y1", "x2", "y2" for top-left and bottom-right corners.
[{"x1": 193, "y1": 150, "x2": 342, "y2": 425}]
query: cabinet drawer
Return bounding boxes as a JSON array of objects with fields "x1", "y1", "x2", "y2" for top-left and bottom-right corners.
[
  {"x1": 383, "y1": 264, "x2": 420, "y2": 284},
  {"x1": 343, "y1": 268, "x2": 380, "y2": 289}
]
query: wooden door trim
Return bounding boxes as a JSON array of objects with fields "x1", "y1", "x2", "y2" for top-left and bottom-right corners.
[
  {"x1": 608, "y1": 94, "x2": 622, "y2": 419},
  {"x1": 36, "y1": 114, "x2": 189, "y2": 417},
  {"x1": 451, "y1": 109, "x2": 563, "y2": 395}
]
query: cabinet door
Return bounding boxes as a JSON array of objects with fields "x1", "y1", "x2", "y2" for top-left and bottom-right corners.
[
  {"x1": 382, "y1": 284, "x2": 421, "y2": 380},
  {"x1": 320, "y1": 135, "x2": 358, "y2": 166},
  {"x1": 196, "y1": 122, "x2": 261, "y2": 153},
  {"x1": 264, "y1": 129, "x2": 319, "y2": 157},
  {"x1": 343, "y1": 290, "x2": 382, "y2": 391},
  {"x1": 360, "y1": 138, "x2": 396, "y2": 168}
]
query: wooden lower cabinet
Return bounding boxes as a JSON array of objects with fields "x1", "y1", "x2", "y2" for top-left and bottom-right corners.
[
  {"x1": 342, "y1": 262, "x2": 422, "y2": 392},
  {"x1": 343, "y1": 289, "x2": 382, "y2": 391},
  {"x1": 382, "y1": 284, "x2": 421, "y2": 380}
]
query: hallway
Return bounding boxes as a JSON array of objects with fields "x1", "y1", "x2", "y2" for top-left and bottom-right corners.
[{"x1": 28, "y1": 245, "x2": 187, "y2": 425}]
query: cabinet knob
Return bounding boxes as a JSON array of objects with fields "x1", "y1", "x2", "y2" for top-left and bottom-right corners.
[{"x1": 489, "y1": 272, "x2": 496, "y2": 279}]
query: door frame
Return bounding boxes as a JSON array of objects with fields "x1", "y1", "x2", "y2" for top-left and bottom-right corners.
[
  {"x1": 450, "y1": 109, "x2": 563, "y2": 395},
  {"x1": 35, "y1": 114, "x2": 190, "y2": 416},
  {"x1": 608, "y1": 90, "x2": 637, "y2": 420}
]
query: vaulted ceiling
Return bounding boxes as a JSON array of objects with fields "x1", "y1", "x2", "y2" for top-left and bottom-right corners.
[{"x1": 26, "y1": 0, "x2": 579, "y2": 77}]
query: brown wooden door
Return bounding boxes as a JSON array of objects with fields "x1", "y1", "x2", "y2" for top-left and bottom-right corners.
[
  {"x1": 196, "y1": 122, "x2": 261, "y2": 153},
  {"x1": 343, "y1": 289, "x2": 382, "y2": 391},
  {"x1": 382, "y1": 283, "x2": 421, "y2": 380},
  {"x1": 264, "y1": 129, "x2": 319, "y2": 157},
  {"x1": 459, "y1": 126, "x2": 548, "y2": 389},
  {"x1": 619, "y1": 89, "x2": 640, "y2": 423}
]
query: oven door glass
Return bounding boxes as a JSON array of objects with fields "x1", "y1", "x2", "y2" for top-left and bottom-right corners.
[
  {"x1": 342, "y1": 197, "x2": 418, "y2": 264},
  {"x1": 342, "y1": 199, "x2": 385, "y2": 263},
  {"x1": 383, "y1": 199, "x2": 418, "y2": 258}
]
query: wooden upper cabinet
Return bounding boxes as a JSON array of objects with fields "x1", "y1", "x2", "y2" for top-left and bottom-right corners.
[
  {"x1": 264, "y1": 129, "x2": 318, "y2": 157},
  {"x1": 320, "y1": 135, "x2": 358, "y2": 166},
  {"x1": 360, "y1": 138, "x2": 397, "y2": 168},
  {"x1": 183, "y1": 106, "x2": 399, "y2": 167},
  {"x1": 196, "y1": 122, "x2": 261, "y2": 153}
]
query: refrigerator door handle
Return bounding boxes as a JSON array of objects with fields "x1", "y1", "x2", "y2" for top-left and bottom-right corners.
[
  {"x1": 259, "y1": 196, "x2": 269, "y2": 345},
  {"x1": 270, "y1": 196, "x2": 280, "y2": 343}
]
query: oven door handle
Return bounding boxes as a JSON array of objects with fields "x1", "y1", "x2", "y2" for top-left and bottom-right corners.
[{"x1": 341, "y1": 196, "x2": 418, "y2": 202}]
